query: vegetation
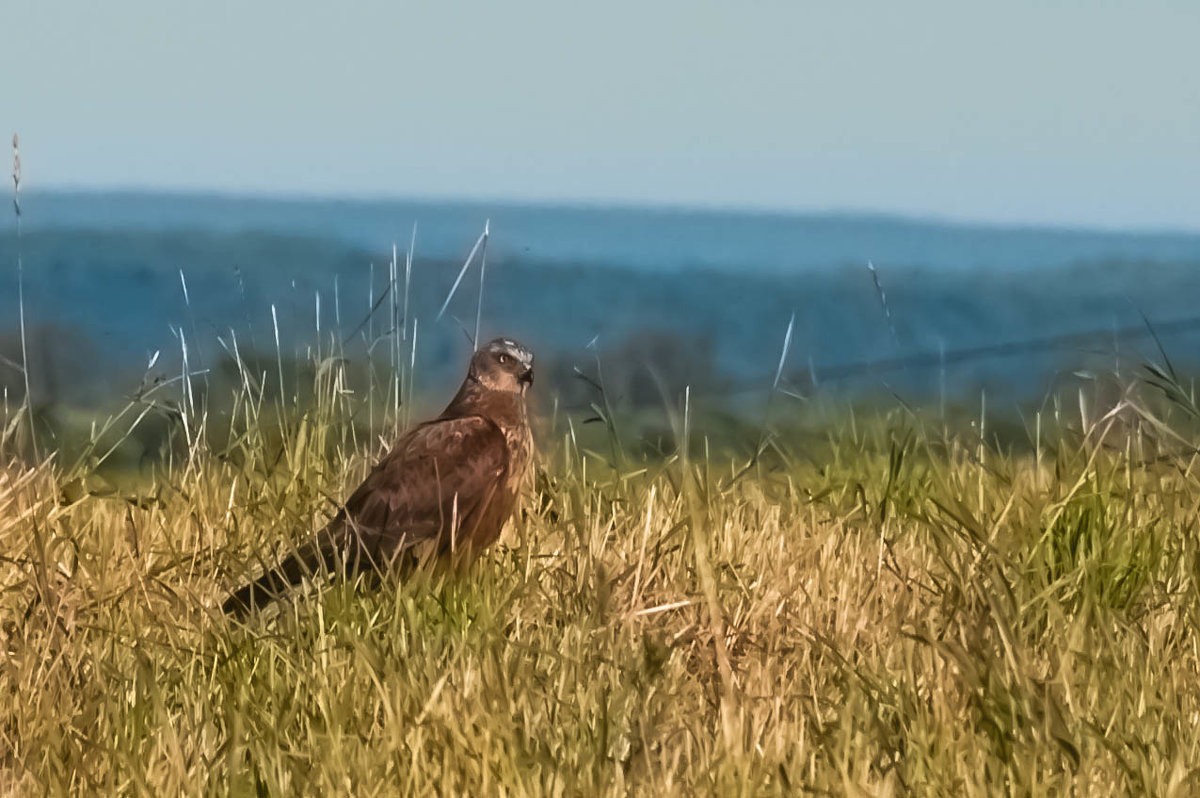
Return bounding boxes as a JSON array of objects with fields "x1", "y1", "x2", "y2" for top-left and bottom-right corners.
[{"x1": 4, "y1": 329, "x2": 1200, "y2": 795}]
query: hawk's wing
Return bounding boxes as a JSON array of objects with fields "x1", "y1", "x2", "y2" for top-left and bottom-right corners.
[
  {"x1": 222, "y1": 414, "x2": 510, "y2": 615},
  {"x1": 339, "y1": 414, "x2": 511, "y2": 558}
]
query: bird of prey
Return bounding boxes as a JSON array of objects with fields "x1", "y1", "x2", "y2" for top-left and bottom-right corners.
[{"x1": 222, "y1": 337, "x2": 535, "y2": 616}]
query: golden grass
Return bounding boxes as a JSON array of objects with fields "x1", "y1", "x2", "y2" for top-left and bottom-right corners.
[{"x1": 3, "y1": 392, "x2": 1200, "y2": 795}]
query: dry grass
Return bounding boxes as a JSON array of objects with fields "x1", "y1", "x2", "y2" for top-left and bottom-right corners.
[{"x1": 3, "y1": 361, "x2": 1200, "y2": 795}]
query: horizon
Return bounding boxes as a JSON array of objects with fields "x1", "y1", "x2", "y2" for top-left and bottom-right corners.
[{"x1": 18, "y1": 185, "x2": 1200, "y2": 239}]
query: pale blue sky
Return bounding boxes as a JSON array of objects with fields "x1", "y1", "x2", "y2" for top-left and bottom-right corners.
[{"x1": 4, "y1": 1, "x2": 1198, "y2": 229}]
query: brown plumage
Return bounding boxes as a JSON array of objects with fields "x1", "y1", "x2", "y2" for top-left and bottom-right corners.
[{"x1": 222, "y1": 337, "x2": 535, "y2": 616}]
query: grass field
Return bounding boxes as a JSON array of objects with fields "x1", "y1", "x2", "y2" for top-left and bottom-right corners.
[{"x1": 4, "y1": 349, "x2": 1200, "y2": 796}]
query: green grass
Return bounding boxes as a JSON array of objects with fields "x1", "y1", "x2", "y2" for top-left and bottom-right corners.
[{"x1": 5, "y1": 346, "x2": 1200, "y2": 794}]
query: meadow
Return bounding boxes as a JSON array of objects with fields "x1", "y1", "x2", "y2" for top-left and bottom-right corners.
[{"x1": 3, "y1": 311, "x2": 1200, "y2": 796}]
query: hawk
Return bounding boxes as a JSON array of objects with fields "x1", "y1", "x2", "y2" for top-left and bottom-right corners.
[{"x1": 222, "y1": 337, "x2": 535, "y2": 615}]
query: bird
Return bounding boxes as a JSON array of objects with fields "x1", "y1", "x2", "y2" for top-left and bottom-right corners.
[{"x1": 222, "y1": 337, "x2": 535, "y2": 616}]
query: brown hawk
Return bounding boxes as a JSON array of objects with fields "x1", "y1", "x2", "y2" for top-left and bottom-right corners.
[{"x1": 222, "y1": 337, "x2": 535, "y2": 615}]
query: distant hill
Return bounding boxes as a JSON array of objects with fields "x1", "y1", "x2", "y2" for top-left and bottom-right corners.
[{"x1": 3, "y1": 192, "x2": 1200, "y2": 407}]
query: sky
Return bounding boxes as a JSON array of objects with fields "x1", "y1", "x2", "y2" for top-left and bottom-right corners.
[{"x1": 3, "y1": 0, "x2": 1198, "y2": 230}]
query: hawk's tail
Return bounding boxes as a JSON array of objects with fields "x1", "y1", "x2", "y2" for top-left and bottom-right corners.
[{"x1": 222, "y1": 532, "x2": 343, "y2": 617}]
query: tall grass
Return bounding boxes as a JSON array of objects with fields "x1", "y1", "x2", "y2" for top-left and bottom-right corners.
[
  {"x1": 4, "y1": 310, "x2": 1200, "y2": 793},
  {"x1": 6, "y1": 133, "x2": 35, "y2": 457}
]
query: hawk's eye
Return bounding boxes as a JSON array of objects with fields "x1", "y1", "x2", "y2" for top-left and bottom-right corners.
[{"x1": 497, "y1": 353, "x2": 511, "y2": 366}]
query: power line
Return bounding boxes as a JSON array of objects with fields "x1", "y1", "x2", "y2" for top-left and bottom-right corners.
[{"x1": 805, "y1": 314, "x2": 1200, "y2": 384}]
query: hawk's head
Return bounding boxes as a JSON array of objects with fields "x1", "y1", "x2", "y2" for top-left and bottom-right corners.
[{"x1": 470, "y1": 338, "x2": 535, "y2": 394}]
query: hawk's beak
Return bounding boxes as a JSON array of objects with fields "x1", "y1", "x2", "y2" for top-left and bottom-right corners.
[{"x1": 519, "y1": 366, "x2": 534, "y2": 386}]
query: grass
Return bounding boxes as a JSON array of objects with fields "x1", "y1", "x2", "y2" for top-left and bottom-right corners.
[{"x1": 4, "y1": 341, "x2": 1200, "y2": 795}]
